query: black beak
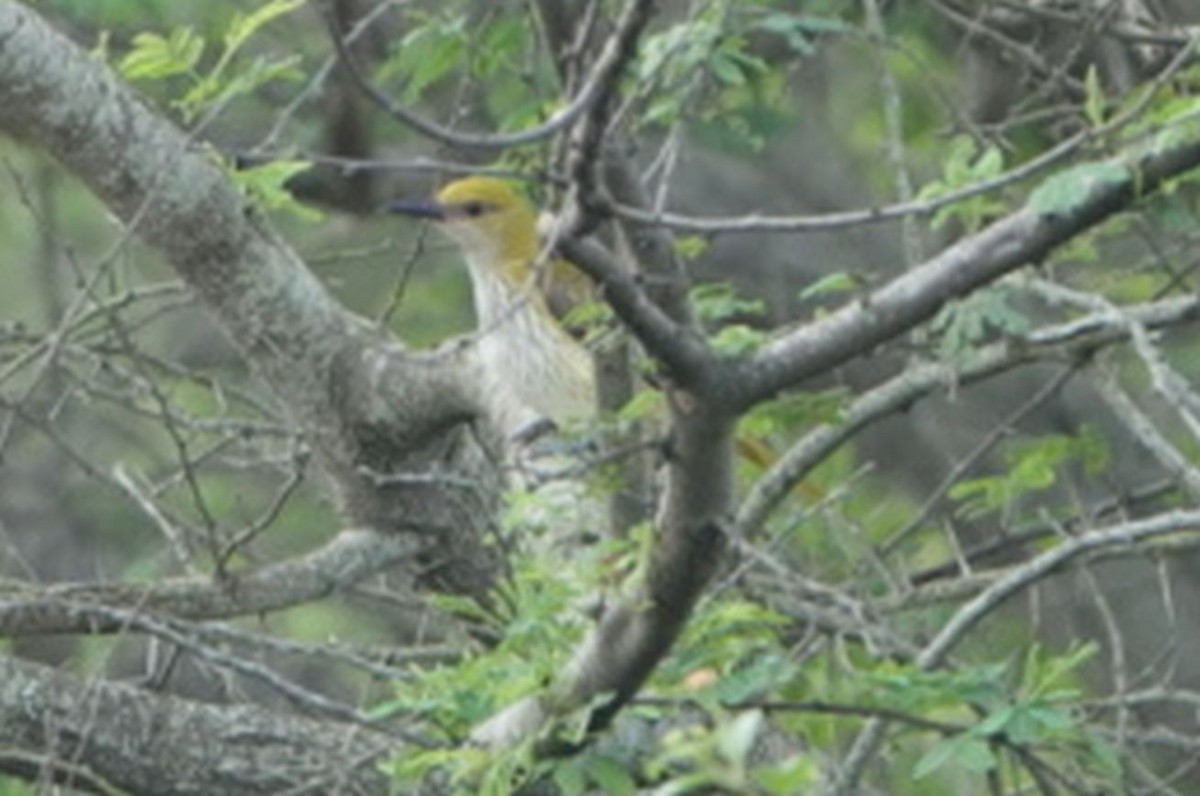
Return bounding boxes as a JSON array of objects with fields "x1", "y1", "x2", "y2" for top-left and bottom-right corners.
[{"x1": 384, "y1": 198, "x2": 448, "y2": 220}]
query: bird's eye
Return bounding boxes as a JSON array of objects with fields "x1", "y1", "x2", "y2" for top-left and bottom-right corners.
[{"x1": 461, "y1": 201, "x2": 488, "y2": 217}]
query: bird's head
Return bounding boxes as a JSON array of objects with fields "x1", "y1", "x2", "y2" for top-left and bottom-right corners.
[{"x1": 388, "y1": 177, "x2": 538, "y2": 275}]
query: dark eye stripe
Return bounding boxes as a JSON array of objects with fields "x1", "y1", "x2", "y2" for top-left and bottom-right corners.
[{"x1": 456, "y1": 201, "x2": 492, "y2": 218}]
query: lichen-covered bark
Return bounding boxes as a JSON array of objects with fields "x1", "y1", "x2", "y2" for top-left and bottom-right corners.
[
  {"x1": 0, "y1": 4, "x2": 505, "y2": 791},
  {"x1": 0, "y1": 655, "x2": 392, "y2": 795},
  {"x1": 0, "y1": 0, "x2": 501, "y2": 597}
]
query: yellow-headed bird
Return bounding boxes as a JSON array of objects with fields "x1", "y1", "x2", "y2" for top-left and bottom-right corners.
[{"x1": 389, "y1": 178, "x2": 596, "y2": 435}]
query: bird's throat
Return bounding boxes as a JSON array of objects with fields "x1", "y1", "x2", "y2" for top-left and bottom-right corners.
[{"x1": 462, "y1": 252, "x2": 595, "y2": 428}]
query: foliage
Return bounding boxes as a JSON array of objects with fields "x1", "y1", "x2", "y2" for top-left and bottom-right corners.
[
  {"x1": 376, "y1": 5, "x2": 551, "y2": 133},
  {"x1": 690, "y1": 281, "x2": 768, "y2": 356},
  {"x1": 633, "y1": 4, "x2": 845, "y2": 148},
  {"x1": 1028, "y1": 162, "x2": 1130, "y2": 216},
  {"x1": 739, "y1": 388, "x2": 849, "y2": 441},
  {"x1": 798, "y1": 271, "x2": 860, "y2": 302},
  {"x1": 930, "y1": 284, "x2": 1030, "y2": 363},
  {"x1": 949, "y1": 429, "x2": 1109, "y2": 520},
  {"x1": 6, "y1": 0, "x2": 1200, "y2": 794},
  {"x1": 116, "y1": 0, "x2": 314, "y2": 219},
  {"x1": 906, "y1": 643, "x2": 1118, "y2": 787},
  {"x1": 228, "y1": 158, "x2": 321, "y2": 221},
  {"x1": 118, "y1": 0, "x2": 305, "y2": 120},
  {"x1": 378, "y1": 12, "x2": 467, "y2": 105},
  {"x1": 914, "y1": 136, "x2": 1007, "y2": 231},
  {"x1": 0, "y1": 777, "x2": 32, "y2": 796}
]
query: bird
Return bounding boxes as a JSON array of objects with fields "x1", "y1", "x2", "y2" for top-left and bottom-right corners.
[
  {"x1": 388, "y1": 177, "x2": 598, "y2": 438},
  {"x1": 388, "y1": 178, "x2": 797, "y2": 484}
]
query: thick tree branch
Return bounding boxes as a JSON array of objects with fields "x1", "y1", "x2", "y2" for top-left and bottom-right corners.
[
  {"x1": 537, "y1": 0, "x2": 703, "y2": 388},
  {"x1": 560, "y1": 0, "x2": 657, "y2": 195},
  {"x1": 0, "y1": 655, "x2": 394, "y2": 796},
  {"x1": 472, "y1": 404, "x2": 735, "y2": 747},
  {"x1": 734, "y1": 134, "x2": 1200, "y2": 410},
  {"x1": 559, "y1": 237, "x2": 715, "y2": 390},
  {"x1": 469, "y1": 1, "x2": 741, "y2": 747},
  {"x1": 0, "y1": 0, "x2": 502, "y2": 599},
  {"x1": 599, "y1": 157, "x2": 697, "y2": 332}
]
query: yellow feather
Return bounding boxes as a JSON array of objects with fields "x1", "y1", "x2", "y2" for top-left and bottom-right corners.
[{"x1": 424, "y1": 178, "x2": 597, "y2": 430}]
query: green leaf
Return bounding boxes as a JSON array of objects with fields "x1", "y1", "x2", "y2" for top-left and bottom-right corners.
[
  {"x1": 916, "y1": 136, "x2": 1007, "y2": 231},
  {"x1": 231, "y1": 159, "x2": 320, "y2": 221},
  {"x1": 673, "y1": 235, "x2": 710, "y2": 260},
  {"x1": 618, "y1": 388, "x2": 665, "y2": 422},
  {"x1": 1010, "y1": 703, "x2": 1073, "y2": 742},
  {"x1": 756, "y1": 13, "x2": 814, "y2": 56},
  {"x1": 1140, "y1": 94, "x2": 1200, "y2": 159},
  {"x1": 716, "y1": 710, "x2": 764, "y2": 768},
  {"x1": 1082, "y1": 734, "x2": 1124, "y2": 782},
  {"x1": 709, "y1": 51, "x2": 746, "y2": 86},
  {"x1": 1028, "y1": 162, "x2": 1130, "y2": 215},
  {"x1": 799, "y1": 271, "x2": 858, "y2": 300},
  {"x1": 755, "y1": 13, "x2": 848, "y2": 57},
  {"x1": 408, "y1": 35, "x2": 465, "y2": 102},
  {"x1": 478, "y1": 743, "x2": 536, "y2": 796},
  {"x1": 865, "y1": 662, "x2": 1008, "y2": 715},
  {"x1": 710, "y1": 324, "x2": 766, "y2": 356},
  {"x1": 224, "y1": 0, "x2": 306, "y2": 56},
  {"x1": 474, "y1": 16, "x2": 527, "y2": 79},
  {"x1": 690, "y1": 282, "x2": 766, "y2": 324},
  {"x1": 739, "y1": 389, "x2": 848, "y2": 438},
  {"x1": 428, "y1": 591, "x2": 496, "y2": 623},
  {"x1": 1037, "y1": 641, "x2": 1098, "y2": 694},
  {"x1": 914, "y1": 734, "x2": 995, "y2": 779},
  {"x1": 560, "y1": 299, "x2": 612, "y2": 333},
  {"x1": 552, "y1": 760, "x2": 587, "y2": 796},
  {"x1": 974, "y1": 704, "x2": 1016, "y2": 737},
  {"x1": 1018, "y1": 641, "x2": 1096, "y2": 702},
  {"x1": 644, "y1": 95, "x2": 683, "y2": 126},
  {"x1": 949, "y1": 432, "x2": 1104, "y2": 517},
  {"x1": 188, "y1": 54, "x2": 301, "y2": 112},
  {"x1": 753, "y1": 755, "x2": 818, "y2": 795},
  {"x1": 384, "y1": 14, "x2": 467, "y2": 103},
  {"x1": 581, "y1": 755, "x2": 637, "y2": 796},
  {"x1": 932, "y1": 285, "x2": 1029, "y2": 362},
  {"x1": 120, "y1": 28, "x2": 204, "y2": 80},
  {"x1": 639, "y1": 18, "x2": 720, "y2": 83},
  {"x1": 714, "y1": 654, "x2": 795, "y2": 704}
]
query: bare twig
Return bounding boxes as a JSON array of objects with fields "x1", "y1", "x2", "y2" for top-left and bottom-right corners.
[
  {"x1": 0, "y1": 528, "x2": 430, "y2": 636},
  {"x1": 831, "y1": 509, "x2": 1200, "y2": 794}
]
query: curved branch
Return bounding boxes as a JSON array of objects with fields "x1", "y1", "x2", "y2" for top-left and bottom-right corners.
[
  {"x1": 608, "y1": 127, "x2": 1088, "y2": 234},
  {"x1": 472, "y1": 382, "x2": 736, "y2": 746},
  {"x1": 326, "y1": 0, "x2": 652, "y2": 151},
  {"x1": 734, "y1": 134, "x2": 1200, "y2": 411},
  {"x1": 559, "y1": 237, "x2": 715, "y2": 389},
  {"x1": 560, "y1": 0, "x2": 656, "y2": 186},
  {"x1": 830, "y1": 509, "x2": 1200, "y2": 796},
  {"x1": 735, "y1": 294, "x2": 1200, "y2": 538},
  {"x1": 609, "y1": 12, "x2": 1197, "y2": 237},
  {"x1": 923, "y1": 509, "x2": 1200, "y2": 667}
]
